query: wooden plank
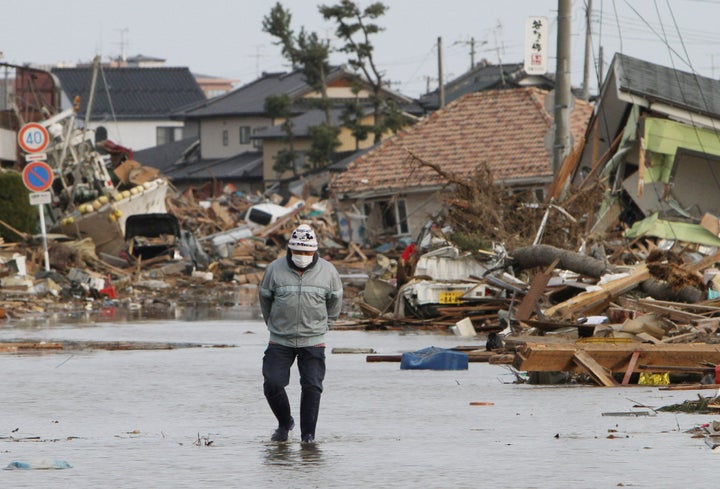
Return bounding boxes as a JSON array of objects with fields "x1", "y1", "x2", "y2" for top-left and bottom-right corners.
[
  {"x1": 618, "y1": 297, "x2": 706, "y2": 323},
  {"x1": 637, "y1": 364, "x2": 712, "y2": 373},
  {"x1": 0, "y1": 342, "x2": 64, "y2": 352},
  {"x1": 488, "y1": 353, "x2": 515, "y2": 364},
  {"x1": 515, "y1": 259, "x2": 557, "y2": 322},
  {"x1": 544, "y1": 264, "x2": 649, "y2": 320},
  {"x1": 636, "y1": 332, "x2": 662, "y2": 344},
  {"x1": 255, "y1": 207, "x2": 302, "y2": 239},
  {"x1": 573, "y1": 350, "x2": 619, "y2": 386},
  {"x1": 513, "y1": 341, "x2": 720, "y2": 373},
  {"x1": 687, "y1": 249, "x2": 720, "y2": 272},
  {"x1": 522, "y1": 319, "x2": 596, "y2": 336},
  {"x1": 660, "y1": 383, "x2": 720, "y2": 391},
  {"x1": 661, "y1": 332, "x2": 700, "y2": 344},
  {"x1": 622, "y1": 350, "x2": 641, "y2": 385},
  {"x1": 692, "y1": 318, "x2": 720, "y2": 329},
  {"x1": 639, "y1": 299, "x2": 720, "y2": 313}
]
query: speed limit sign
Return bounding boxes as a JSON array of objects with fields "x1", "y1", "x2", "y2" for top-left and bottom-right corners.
[{"x1": 18, "y1": 122, "x2": 49, "y2": 153}]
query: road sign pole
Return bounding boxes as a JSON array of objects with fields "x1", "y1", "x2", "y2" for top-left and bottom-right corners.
[
  {"x1": 38, "y1": 204, "x2": 50, "y2": 272},
  {"x1": 28, "y1": 192, "x2": 52, "y2": 272}
]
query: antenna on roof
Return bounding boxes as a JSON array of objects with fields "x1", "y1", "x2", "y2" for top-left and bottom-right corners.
[
  {"x1": 492, "y1": 20, "x2": 505, "y2": 65},
  {"x1": 116, "y1": 28, "x2": 130, "y2": 63},
  {"x1": 453, "y1": 38, "x2": 488, "y2": 70}
]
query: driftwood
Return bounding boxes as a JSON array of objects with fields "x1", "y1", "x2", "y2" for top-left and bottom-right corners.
[{"x1": 510, "y1": 244, "x2": 612, "y2": 279}]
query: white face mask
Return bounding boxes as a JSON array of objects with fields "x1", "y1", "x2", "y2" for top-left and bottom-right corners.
[{"x1": 291, "y1": 253, "x2": 314, "y2": 269}]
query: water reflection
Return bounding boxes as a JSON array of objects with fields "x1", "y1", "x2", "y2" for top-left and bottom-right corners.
[
  {"x1": 4, "y1": 302, "x2": 262, "y2": 328},
  {"x1": 298, "y1": 442, "x2": 324, "y2": 465},
  {"x1": 262, "y1": 441, "x2": 325, "y2": 467},
  {"x1": 263, "y1": 441, "x2": 294, "y2": 466}
]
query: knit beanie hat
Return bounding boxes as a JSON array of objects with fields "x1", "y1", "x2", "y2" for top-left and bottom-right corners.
[{"x1": 288, "y1": 224, "x2": 318, "y2": 251}]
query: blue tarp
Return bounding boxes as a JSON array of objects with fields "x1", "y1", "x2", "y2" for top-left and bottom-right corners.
[
  {"x1": 5, "y1": 460, "x2": 72, "y2": 470},
  {"x1": 400, "y1": 346, "x2": 468, "y2": 370}
]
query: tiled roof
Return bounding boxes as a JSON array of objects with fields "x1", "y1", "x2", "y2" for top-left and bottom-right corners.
[
  {"x1": 162, "y1": 151, "x2": 264, "y2": 183},
  {"x1": 254, "y1": 107, "x2": 347, "y2": 138},
  {"x1": 135, "y1": 137, "x2": 262, "y2": 183},
  {"x1": 181, "y1": 70, "x2": 313, "y2": 118},
  {"x1": 134, "y1": 137, "x2": 199, "y2": 174},
  {"x1": 330, "y1": 87, "x2": 593, "y2": 195},
  {"x1": 419, "y1": 62, "x2": 525, "y2": 110},
  {"x1": 52, "y1": 66, "x2": 206, "y2": 120},
  {"x1": 180, "y1": 66, "x2": 416, "y2": 119}
]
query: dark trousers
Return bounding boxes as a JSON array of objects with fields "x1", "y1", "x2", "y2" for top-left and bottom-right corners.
[{"x1": 262, "y1": 343, "x2": 326, "y2": 438}]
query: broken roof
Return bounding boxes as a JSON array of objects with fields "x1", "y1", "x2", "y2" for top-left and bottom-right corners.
[
  {"x1": 611, "y1": 53, "x2": 720, "y2": 120},
  {"x1": 330, "y1": 87, "x2": 593, "y2": 196}
]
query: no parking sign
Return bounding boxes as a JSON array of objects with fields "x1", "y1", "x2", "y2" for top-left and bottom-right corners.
[
  {"x1": 21, "y1": 159, "x2": 54, "y2": 273},
  {"x1": 22, "y1": 161, "x2": 54, "y2": 192}
]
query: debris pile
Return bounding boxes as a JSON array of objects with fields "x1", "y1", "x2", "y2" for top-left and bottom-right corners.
[{"x1": 0, "y1": 185, "x2": 375, "y2": 321}]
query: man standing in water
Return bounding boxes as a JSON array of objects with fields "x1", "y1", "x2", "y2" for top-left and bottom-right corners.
[{"x1": 258, "y1": 223, "x2": 343, "y2": 443}]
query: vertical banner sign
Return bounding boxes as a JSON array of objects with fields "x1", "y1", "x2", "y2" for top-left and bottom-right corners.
[{"x1": 524, "y1": 16, "x2": 548, "y2": 75}]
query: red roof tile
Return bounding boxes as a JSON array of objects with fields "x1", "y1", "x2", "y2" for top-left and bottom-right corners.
[{"x1": 330, "y1": 87, "x2": 592, "y2": 195}]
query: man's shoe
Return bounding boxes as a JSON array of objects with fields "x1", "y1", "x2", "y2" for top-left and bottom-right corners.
[
  {"x1": 271, "y1": 419, "x2": 295, "y2": 442},
  {"x1": 301, "y1": 434, "x2": 315, "y2": 444}
]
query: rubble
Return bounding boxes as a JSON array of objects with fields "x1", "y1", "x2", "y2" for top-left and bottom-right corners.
[
  {"x1": 0, "y1": 186, "x2": 374, "y2": 323},
  {"x1": 7, "y1": 174, "x2": 720, "y2": 391},
  {"x1": 6, "y1": 54, "x2": 720, "y2": 391}
]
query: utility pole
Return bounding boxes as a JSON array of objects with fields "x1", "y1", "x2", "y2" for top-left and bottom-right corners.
[
  {"x1": 438, "y1": 37, "x2": 445, "y2": 108},
  {"x1": 582, "y1": 0, "x2": 592, "y2": 100},
  {"x1": 553, "y1": 0, "x2": 572, "y2": 175},
  {"x1": 470, "y1": 37, "x2": 476, "y2": 69}
]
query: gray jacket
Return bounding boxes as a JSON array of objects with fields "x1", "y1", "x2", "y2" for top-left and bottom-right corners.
[{"x1": 258, "y1": 254, "x2": 343, "y2": 347}]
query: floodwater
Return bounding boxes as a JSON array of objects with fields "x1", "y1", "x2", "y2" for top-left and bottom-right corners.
[{"x1": 1, "y1": 308, "x2": 719, "y2": 489}]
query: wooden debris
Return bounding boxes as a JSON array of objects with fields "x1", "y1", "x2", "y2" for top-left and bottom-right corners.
[
  {"x1": 513, "y1": 341, "x2": 720, "y2": 385},
  {"x1": 572, "y1": 350, "x2": 618, "y2": 386},
  {"x1": 544, "y1": 264, "x2": 650, "y2": 320}
]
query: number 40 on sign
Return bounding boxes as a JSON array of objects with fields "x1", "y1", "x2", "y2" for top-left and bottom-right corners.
[{"x1": 17, "y1": 122, "x2": 49, "y2": 154}]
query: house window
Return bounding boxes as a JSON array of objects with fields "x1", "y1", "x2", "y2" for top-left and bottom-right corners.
[
  {"x1": 239, "y1": 126, "x2": 251, "y2": 144},
  {"x1": 207, "y1": 89, "x2": 227, "y2": 98},
  {"x1": 367, "y1": 198, "x2": 409, "y2": 236},
  {"x1": 394, "y1": 199, "x2": 409, "y2": 234},
  {"x1": 222, "y1": 129, "x2": 229, "y2": 146},
  {"x1": 157, "y1": 126, "x2": 181, "y2": 146},
  {"x1": 252, "y1": 127, "x2": 267, "y2": 149}
]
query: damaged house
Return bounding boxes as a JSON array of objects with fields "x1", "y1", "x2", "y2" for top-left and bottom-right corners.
[
  {"x1": 565, "y1": 53, "x2": 720, "y2": 247},
  {"x1": 329, "y1": 87, "x2": 593, "y2": 244}
]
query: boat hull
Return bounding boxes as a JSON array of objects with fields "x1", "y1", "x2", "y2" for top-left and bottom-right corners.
[{"x1": 55, "y1": 179, "x2": 169, "y2": 257}]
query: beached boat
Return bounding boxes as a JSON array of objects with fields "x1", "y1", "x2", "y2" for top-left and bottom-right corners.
[
  {"x1": 6, "y1": 61, "x2": 170, "y2": 259},
  {"x1": 31, "y1": 106, "x2": 170, "y2": 257}
]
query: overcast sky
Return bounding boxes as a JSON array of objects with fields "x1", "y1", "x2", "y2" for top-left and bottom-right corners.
[{"x1": 4, "y1": 0, "x2": 720, "y2": 98}]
